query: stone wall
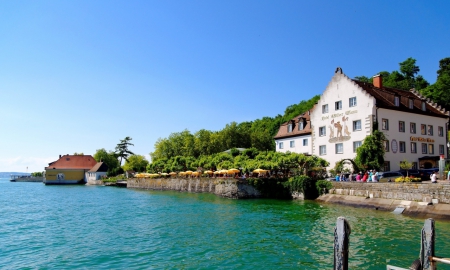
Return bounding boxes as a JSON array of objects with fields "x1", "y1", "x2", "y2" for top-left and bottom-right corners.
[
  {"x1": 127, "y1": 178, "x2": 261, "y2": 199},
  {"x1": 329, "y1": 182, "x2": 450, "y2": 204}
]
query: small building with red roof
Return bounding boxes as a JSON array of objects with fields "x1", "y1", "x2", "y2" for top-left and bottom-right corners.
[{"x1": 44, "y1": 154, "x2": 99, "y2": 185}]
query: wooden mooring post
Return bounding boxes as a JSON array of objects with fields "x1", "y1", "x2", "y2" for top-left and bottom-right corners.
[
  {"x1": 334, "y1": 217, "x2": 450, "y2": 269},
  {"x1": 334, "y1": 216, "x2": 351, "y2": 270}
]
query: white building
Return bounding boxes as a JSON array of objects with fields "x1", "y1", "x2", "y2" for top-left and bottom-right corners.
[
  {"x1": 274, "y1": 111, "x2": 312, "y2": 155},
  {"x1": 275, "y1": 67, "x2": 449, "y2": 172}
]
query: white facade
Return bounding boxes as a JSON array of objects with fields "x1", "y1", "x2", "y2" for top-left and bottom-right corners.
[
  {"x1": 276, "y1": 135, "x2": 312, "y2": 154},
  {"x1": 377, "y1": 108, "x2": 447, "y2": 171},
  {"x1": 311, "y1": 73, "x2": 376, "y2": 170},
  {"x1": 277, "y1": 70, "x2": 450, "y2": 173}
]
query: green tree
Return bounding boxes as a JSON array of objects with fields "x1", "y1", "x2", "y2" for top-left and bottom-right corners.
[
  {"x1": 420, "y1": 57, "x2": 450, "y2": 110},
  {"x1": 123, "y1": 155, "x2": 149, "y2": 172},
  {"x1": 354, "y1": 123, "x2": 386, "y2": 170},
  {"x1": 115, "y1": 137, "x2": 135, "y2": 166},
  {"x1": 399, "y1": 159, "x2": 413, "y2": 177},
  {"x1": 93, "y1": 148, "x2": 120, "y2": 175},
  {"x1": 355, "y1": 57, "x2": 429, "y2": 91}
]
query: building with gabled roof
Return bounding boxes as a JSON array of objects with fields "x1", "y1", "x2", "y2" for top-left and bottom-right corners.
[
  {"x1": 275, "y1": 67, "x2": 449, "y2": 173},
  {"x1": 44, "y1": 154, "x2": 99, "y2": 185},
  {"x1": 274, "y1": 111, "x2": 313, "y2": 155}
]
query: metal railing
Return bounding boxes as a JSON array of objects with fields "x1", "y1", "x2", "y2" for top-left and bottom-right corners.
[{"x1": 333, "y1": 217, "x2": 450, "y2": 270}]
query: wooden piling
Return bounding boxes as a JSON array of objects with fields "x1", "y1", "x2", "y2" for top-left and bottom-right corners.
[{"x1": 334, "y1": 216, "x2": 351, "y2": 270}]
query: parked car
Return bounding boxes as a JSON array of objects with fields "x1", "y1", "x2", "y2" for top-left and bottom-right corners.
[
  {"x1": 397, "y1": 169, "x2": 421, "y2": 178},
  {"x1": 419, "y1": 168, "x2": 440, "y2": 181},
  {"x1": 378, "y1": 171, "x2": 404, "y2": 182}
]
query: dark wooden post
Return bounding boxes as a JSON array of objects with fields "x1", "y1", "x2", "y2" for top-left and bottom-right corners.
[
  {"x1": 420, "y1": 218, "x2": 436, "y2": 270},
  {"x1": 334, "y1": 217, "x2": 351, "y2": 270}
]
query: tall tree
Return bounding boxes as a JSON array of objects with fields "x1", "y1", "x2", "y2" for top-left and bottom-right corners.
[
  {"x1": 420, "y1": 57, "x2": 450, "y2": 110},
  {"x1": 354, "y1": 123, "x2": 386, "y2": 170},
  {"x1": 354, "y1": 57, "x2": 429, "y2": 91},
  {"x1": 115, "y1": 137, "x2": 135, "y2": 166},
  {"x1": 123, "y1": 155, "x2": 149, "y2": 172}
]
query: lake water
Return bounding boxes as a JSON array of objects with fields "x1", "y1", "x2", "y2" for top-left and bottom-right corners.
[{"x1": 1, "y1": 178, "x2": 450, "y2": 269}]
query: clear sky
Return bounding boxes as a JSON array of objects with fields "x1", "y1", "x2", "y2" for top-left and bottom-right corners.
[{"x1": 1, "y1": 1, "x2": 449, "y2": 173}]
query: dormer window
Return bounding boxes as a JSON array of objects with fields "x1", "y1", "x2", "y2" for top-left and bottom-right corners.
[
  {"x1": 287, "y1": 123, "x2": 293, "y2": 133},
  {"x1": 409, "y1": 98, "x2": 414, "y2": 109},
  {"x1": 394, "y1": 95, "x2": 400, "y2": 107},
  {"x1": 421, "y1": 101, "x2": 426, "y2": 111},
  {"x1": 298, "y1": 119, "x2": 304, "y2": 131}
]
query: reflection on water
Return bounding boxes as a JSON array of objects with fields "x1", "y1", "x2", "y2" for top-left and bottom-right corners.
[{"x1": 0, "y1": 179, "x2": 449, "y2": 269}]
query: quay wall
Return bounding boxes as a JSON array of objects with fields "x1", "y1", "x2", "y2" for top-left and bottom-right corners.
[
  {"x1": 127, "y1": 178, "x2": 261, "y2": 199},
  {"x1": 317, "y1": 182, "x2": 450, "y2": 219}
]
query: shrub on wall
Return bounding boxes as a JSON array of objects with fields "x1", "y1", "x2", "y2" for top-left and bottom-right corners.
[
  {"x1": 246, "y1": 178, "x2": 291, "y2": 199},
  {"x1": 394, "y1": 176, "x2": 421, "y2": 183},
  {"x1": 285, "y1": 175, "x2": 319, "y2": 199},
  {"x1": 316, "y1": 180, "x2": 333, "y2": 196}
]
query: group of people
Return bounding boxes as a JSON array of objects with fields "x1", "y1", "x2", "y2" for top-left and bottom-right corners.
[{"x1": 335, "y1": 170, "x2": 379, "y2": 182}]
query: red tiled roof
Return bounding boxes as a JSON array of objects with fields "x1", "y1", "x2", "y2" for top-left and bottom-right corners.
[
  {"x1": 45, "y1": 155, "x2": 97, "y2": 170},
  {"x1": 353, "y1": 80, "x2": 448, "y2": 118},
  {"x1": 274, "y1": 111, "x2": 312, "y2": 139}
]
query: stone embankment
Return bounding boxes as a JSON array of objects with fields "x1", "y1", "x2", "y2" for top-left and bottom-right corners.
[
  {"x1": 127, "y1": 177, "x2": 261, "y2": 199},
  {"x1": 317, "y1": 181, "x2": 450, "y2": 219}
]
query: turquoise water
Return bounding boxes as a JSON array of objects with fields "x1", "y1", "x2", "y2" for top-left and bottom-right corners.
[{"x1": 1, "y1": 178, "x2": 450, "y2": 269}]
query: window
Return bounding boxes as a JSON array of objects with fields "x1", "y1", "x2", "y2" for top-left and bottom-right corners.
[
  {"x1": 322, "y1": 104, "x2": 328, "y2": 114},
  {"x1": 411, "y1": 142, "x2": 417, "y2": 153},
  {"x1": 353, "y1": 120, "x2": 361, "y2": 131},
  {"x1": 319, "y1": 145, "x2": 326, "y2": 155},
  {"x1": 353, "y1": 141, "x2": 362, "y2": 153},
  {"x1": 438, "y1": 126, "x2": 444, "y2": 137},
  {"x1": 422, "y1": 143, "x2": 427, "y2": 154},
  {"x1": 421, "y1": 124, "x2": 426, "y2": 135},
  {"x1": 412, "y1": 162, "x2": 418, "y2": 170},
  {"x1": 288, "y1": 123, "x2": 293, "y2": 133},
  {"x1": 399, "y1": 121, "x2": 405, "y2": 132},
  {"x1": 335, "y1": 101, "x2": 342, "y2": 110},
  {"x1": 335, "y1": 143, "x2": 343, "y2": 154},
  {"x1": 410, "y1": 123, "x2": 416, "y2": 134},
  {"x1": 279, "y1": 142, "x2": 284, "y2": 149},
  {"x1": 382, "y1": 119, "x2": 389, "y2": 130},
  {"x1": 428, "y1": 144, "x2": 434, "y2": 154},
  {"x1": 384, "y1": 140, "x2": 390, "y2": 152},
  {"x1": 399, "y1": 141, "x2": 406, "y2": 153},
  {"x1": 319, "y1": 126, "x2": 326, "y2": 137},
  {"x1": 290, "y1": 140, "x2": 295, "y2": 148},
  {"x1": 303, "y1": 139, "x2": 308, "y2": 146},
  {"x1": 428, "y1": 125, "x2": 433, "y2": 136},
  {"x1": 298, "y1": 121, "x2": 304, "y2": 131},
  {"x1": 422, "y1": 101, "x2": 426, "y2": 111},
  {"x1": 409, "y1": 98, "x2": 414, "y2": 109},
  {"x1": 349, "y1": 97, "x2": 357, "y2": 107},
  {"x1": 394, "y1": 96, "x2": 400, "y2": 106},
  {"x1": 439, "y1": 145, "x2": 445, "y2": 155},
  {"x1": 383, "y1": 161, "x2": 391, "y2": 172}
]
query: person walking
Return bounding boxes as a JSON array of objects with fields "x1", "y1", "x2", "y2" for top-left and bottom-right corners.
[
  {"x1": 356, "y1": 172, "x2": 361, "y2": 182},
  {"x1": 372, "y1": 170, "x2": 378, "y2": 182}
]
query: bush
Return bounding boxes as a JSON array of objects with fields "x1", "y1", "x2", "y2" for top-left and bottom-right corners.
[
  {"x1": 285, "y1": 175, "x2": 319, "y2": 199},
  {"x1": 246, "y1": 177, "x2": 291, "y2": 199},
  {"x1": 316, "y1": 180, "x2": 333, "y2": 195},
  {"x1": 395, "y1": 176, "x2": 421, "y2": 183}
]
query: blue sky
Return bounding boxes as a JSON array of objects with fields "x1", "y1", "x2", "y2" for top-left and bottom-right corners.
[{"x1": 1, "y1": 1, "x2": 449, "y2": 173}]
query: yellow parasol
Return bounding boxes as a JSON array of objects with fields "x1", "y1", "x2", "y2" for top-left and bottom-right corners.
[
  {"x1": 253, "y1": 169, "x2": 267, "y2": 174},
  {"x1": 185, "y1": 171, "x2": 193, "y2": 175},
  {"x1": 203, "y1": 170, "x2": 213, "y2": 174},
  {"x1": 228, "y1": 168, "x2": 240, "y2": 174},
  {"x1": 169, "y1": 172, "x2": 177, "y2": 175}
]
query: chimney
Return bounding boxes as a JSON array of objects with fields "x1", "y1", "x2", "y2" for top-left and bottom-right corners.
[
  {"x1": 373, "y1": 74, "x2": 382, "y2": 89},
  {"x1": 59, "y1": 154, "x2": 61, "y2": 159}
]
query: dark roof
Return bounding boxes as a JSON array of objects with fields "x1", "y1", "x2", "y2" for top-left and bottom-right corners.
[
  {"x1": 45, "y1": 155, "x2": 97, "y2": 170},
  {"x1": 353, "y1": 80, "x2": 449, "y2": 118},
  {"x1": 88, "y1": 162, "x2": 109, "y2": 172},
  {"x1": 274, "y1": 111, "x2": 312, "y2": 139}
]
